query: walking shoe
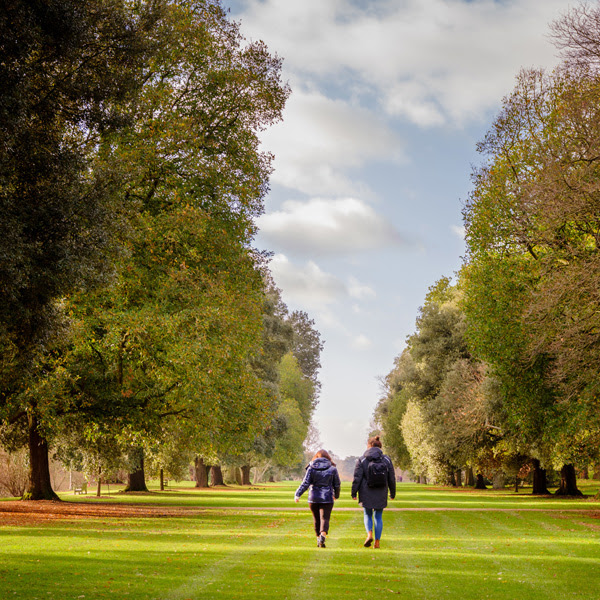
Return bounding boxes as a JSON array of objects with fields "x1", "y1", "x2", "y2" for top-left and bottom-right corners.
[
  {"x1": 374, "y1": 539, "x2": 380, "y2": 549},
  {"x1": 364, "y1": 533, "x2": 373, "y2": 547},
  {"x1": 317, "y1": 534, "x2": 326, "y2": 548}
]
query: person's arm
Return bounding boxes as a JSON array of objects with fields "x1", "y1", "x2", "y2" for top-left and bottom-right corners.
[
  {"x1": 351, "y1": 458, "x2": 363, "y2": 499},
  {"x1": 386, "y1": 456, "x2": 396, "y2": 500},
  {"x1": 295, "y1": 466, "x2": 312, "y2": 501},
  {"x1": 333, "y1": 468, "x2": 341, "y2": 499}
]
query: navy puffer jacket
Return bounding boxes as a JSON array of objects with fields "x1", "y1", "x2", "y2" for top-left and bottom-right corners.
[
  {"x1": 351, "y1": 447, "x2": 396, "y2": 510},
  {"x1": 295, "y1": 458, "x2": 341, "y2": 503}
]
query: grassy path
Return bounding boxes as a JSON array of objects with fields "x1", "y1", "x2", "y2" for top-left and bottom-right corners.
[{"x1": 1, "y1": 482, "x2": 600, "y2": 599}]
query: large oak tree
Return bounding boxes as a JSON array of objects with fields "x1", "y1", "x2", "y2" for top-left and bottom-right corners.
[{"x1": 0, "y1": 0, "x2": 162, "y2": 499}]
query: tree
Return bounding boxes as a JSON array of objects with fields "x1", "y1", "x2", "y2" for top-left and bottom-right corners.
[
  {"x1": 402, "y1": 281, "x2": 474, "y2": 481},
  {"x1": 550, "y1": 3, "x2": 600, "y2": 68},
  {"x1": 303, "y1": 421, "x2": 324, "y2": 456},
  {"x1": 461, "y1": 59, "x2": 600, "y2": 492},
  {"x1": 287, "y1": 311, "x2": 324, "y2": 396},
  {"x1": 67, "y1": 199, "x2": 272, "y2": 490},
  {"x1": 270, "y1": 398, "x2": 308, "y2": 472},
  {"x1": 278, "y1": 352, "x2": 315, "y2": 426},
  {"x1": 378, "y1": 277, "x2": 511, "y2": 485},
  {"x1": 460, "y1": 255, "x2": 558, "y2": 479},
  {"x1": 0, "y1": 0, "x2": 162, "y2": 500},
  {"x1": 434, "y1": 359, "x2": 498, "y2": 480},
  {"x1": 379, "y1": 279, "x2": 492, "y2": 483},
  {"x1": 465, "y1": 64, "x2": 600, "y2": 404},
  {"x1": 231, "y1": 283, "x2": 294, "y2": 483},
  {"x1": 400, "y1": 401, "x2": 442, "y2": 483},
  {"x1": 74, "y1": 0, "x2": 289, "y2": 491},
  {"x1": 1, "y1": 0, "x2": 291, "y2": 499},
  {"x1": 374, "y1": 350, "x2": 414, "y2": 470},
  {"x1": 228, "y1": 285, "x2": 323, "y2": 483},
  {"x1": 54, "y1": 425, "x2": 126, "y2": 497}
]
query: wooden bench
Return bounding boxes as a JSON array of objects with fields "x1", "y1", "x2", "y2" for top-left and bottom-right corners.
[{"x1": 74, "y1": 482, "x2": 88, "y2": 495}]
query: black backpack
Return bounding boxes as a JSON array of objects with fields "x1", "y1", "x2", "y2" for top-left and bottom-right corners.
[{"x1": 363, "y1": 456, "x2": 388, "y2": 488}]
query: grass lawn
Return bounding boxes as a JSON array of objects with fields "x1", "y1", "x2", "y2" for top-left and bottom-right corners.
[{"x1": 1, "y1": 482, "x2": 600, "y2": 599}]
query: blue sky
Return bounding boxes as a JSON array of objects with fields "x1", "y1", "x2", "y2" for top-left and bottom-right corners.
[{"x1": 222, "y1": 0, "x2": 571, "y2": 457}]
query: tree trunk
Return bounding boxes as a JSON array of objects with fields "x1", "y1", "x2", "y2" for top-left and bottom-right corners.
[
  {"x1": 465, "y1": 467, "x2": 475, "y2": 487},
  {"x1": 555, "y1": 463, "x2": 583, "y2": 496},
  {"x1": 253, "y1": 462, "x2": 271, "y2": 484},
  {"x1": 455, "y1": 469, "x2": 462, "y2": 487},
  {"x1": 96, "y1": 467, "x2": 102, "y2": 497},
  {"x1": 160, "y1": 468, "x2": 165, "y2": 491},
  {"x1": 531, "y1": 459, "x2": 550, "y2": 495},
  {"x1": 514, "y1": 476, "x2": 519, "y2": 493},
  {"x1": 474, "y1": 473, "x2": 487, "y2": 490},
  {"x1": 23, "y1": 413, "x2": 59, "y2": 501},
  {"x1": 232, "y1": 467, "x2": 242, "y2": 485},
  {"x1": 194, "y1": 457, "x2": 209, "y2": 488},
  {"x1": 579, "y1": 466, "x2": 589, "y2": 480},
  {"x1": 210, "y1": 465, "x2": 225, "y2": 486},
  {"x1": 241, "y1": 465, "x2": 251, "y2": 485},
  {"x1": 593, "y1": 464, "x2": 600, "y2": 481},
  {"x1": 492, "y1": 470, "x2": 504, "y2": 490},
  {"x1": 448, "y1": 470, "x2": 457, "y2": 487},
  {"x1": 124, "y1": 447, "x2": 148, "y2": 492}
]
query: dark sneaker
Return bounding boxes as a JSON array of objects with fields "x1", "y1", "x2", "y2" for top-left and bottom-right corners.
[
  {"x1": 318, "y1": 534, "x2": 326, "y2": 548},
  {"x1": 364, "y1": 535, "x2": 373, "y2": 547}
]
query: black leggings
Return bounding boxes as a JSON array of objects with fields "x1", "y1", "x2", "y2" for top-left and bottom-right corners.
[{"x1": 309, "y1": 502, "x2": 334, "y2": 535}]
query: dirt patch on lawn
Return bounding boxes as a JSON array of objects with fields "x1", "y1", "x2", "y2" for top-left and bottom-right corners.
[{"x1": 0, "y1": 500, "x2": 206, "y2": 526}]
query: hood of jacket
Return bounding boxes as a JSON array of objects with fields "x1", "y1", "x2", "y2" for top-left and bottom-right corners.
[
  {"x1": 310, "y1": 457, "x2": 332, "y2": 471},
  {"x1": 363, "y1": 447, "x2": 384, "y2": 461}
]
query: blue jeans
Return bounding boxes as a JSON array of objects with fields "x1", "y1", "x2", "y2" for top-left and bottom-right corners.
[{"x1": 363, "y1": 507, "x2": 383, "y2": 540}]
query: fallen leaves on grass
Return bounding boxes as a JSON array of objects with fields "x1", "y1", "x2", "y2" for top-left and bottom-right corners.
[{"x1": 0, "y1": 501, "x2": 209, "y2": 526}]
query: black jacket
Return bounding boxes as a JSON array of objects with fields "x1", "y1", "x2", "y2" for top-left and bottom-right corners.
[
  {"x1": 295, "y1": 457, "x2": 341, "y2": 503},
  {"x1": 351, "y1": 447, "x2": 396, "y2": 509}
]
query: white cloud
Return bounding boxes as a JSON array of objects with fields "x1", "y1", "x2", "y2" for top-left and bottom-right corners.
[
  {"x1": 352, "y1": 334, "x2": 373, "y2": 350},
  {"x1": 385, "y1": 83, "x2": 445, "y2": 127},
  {"x1": 450, "y1": 224, "x2": 466, "y2": 239},
  {"x1": 262, "y1": 89, "x2": 403, "y2": 196},
  {"x1": 348, "y1": 276, "x2": 376, "y2": 300},
  {"x1": 268, "y1": 254, "x2": 377, "y2": 326},
  {"x1": 269, "y1": 254, "x2": 347, "y2": 311},
  {"x1": 258, "y1": 197, "x2": 407, "y2": 256},
  {"x1": 236, "y1": 0, "x2": 566, "y2": 127}
]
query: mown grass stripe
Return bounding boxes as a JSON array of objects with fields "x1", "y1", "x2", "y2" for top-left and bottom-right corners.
[{"x1": 3, "y1": 482, "x2": 600, "y2": 599}]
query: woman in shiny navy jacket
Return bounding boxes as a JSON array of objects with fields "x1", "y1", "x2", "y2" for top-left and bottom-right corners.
[{"x1": 295, "y1": 449, "x2": 341, "y2": 547}]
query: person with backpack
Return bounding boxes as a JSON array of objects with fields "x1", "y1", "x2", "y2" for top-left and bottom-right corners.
[
  {"x1": 351, "y1": 436, "x2": 396, "y2": 549},
  {"x1": 295, "y1": 449, "x2": 341, "y2": 548}
]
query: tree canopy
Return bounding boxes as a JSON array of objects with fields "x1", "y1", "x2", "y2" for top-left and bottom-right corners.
[
  {"x1": 0, "y1": 0, "x2": 315, "y2": 500},
  {"x1": 378, "y1": 5, "x2": 600, "y2": 495}
]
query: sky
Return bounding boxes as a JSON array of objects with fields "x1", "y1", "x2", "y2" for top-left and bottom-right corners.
[{"x1": 222, "y1": 0, "x2": 573, "y2": 458}]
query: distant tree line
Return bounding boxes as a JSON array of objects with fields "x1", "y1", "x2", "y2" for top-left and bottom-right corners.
[
  {"x1": 0, "y1": 0, "x2": 322, "y2": 499},
  {"x1": 375, "y1": 4, "x2": 600, "y2": 496}
]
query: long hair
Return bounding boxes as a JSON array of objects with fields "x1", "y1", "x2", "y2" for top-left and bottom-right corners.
[
  {"x1": 312, "y1": 449, "x2": 336, "y2": 466},
  {"x1": 367, "y1": 435, "x2": 382, "y2": 448}
]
